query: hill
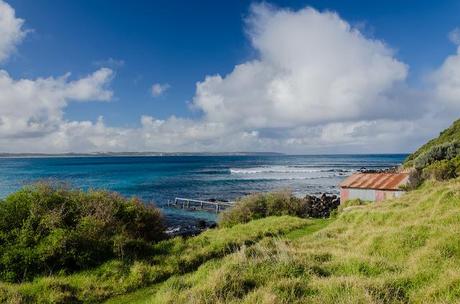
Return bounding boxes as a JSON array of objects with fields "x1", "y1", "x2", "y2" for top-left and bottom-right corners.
[
  {"x1": 108, "y1": 178, "x2": 460, "y2": 304},
  {"x1": 3, "y1": 179, "x2": 460, "y2": 303},
  {"x1": 404, "y1": 118, "x2": 460, "y2": 166}
]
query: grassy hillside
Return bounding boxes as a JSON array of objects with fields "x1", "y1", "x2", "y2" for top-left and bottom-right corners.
[
  {"x1": 2, "y1": 179, "x2": 460, "y2": 303},
  {"x1": 0, "y1": 216, "x2": 309, "y2": 303},
  {"x1": 108, "y1": 178, "x2": 460, "y2": 304},
  {"x1": 404, "y1": 118, "x2": 460, "y2": 166}
]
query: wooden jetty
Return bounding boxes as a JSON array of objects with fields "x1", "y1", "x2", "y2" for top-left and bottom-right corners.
[{"x1": 167, "y1": 197, "x2": 234, "y2": 213}]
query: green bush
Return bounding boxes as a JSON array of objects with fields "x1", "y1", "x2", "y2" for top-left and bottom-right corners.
[
  {"x1": 404, "y1": 118, "x2": 460, "y2": 167},
  {"x1": 423, "y1": 159, "x2": 457, "y2": 181},
  {"x1": 0, "y1": 183, "x2": 165, "y2": 282},
  {"x1": 413, "y1": 141, "x2": 460, "y2": 169},
  {"x1": 220, "y1": 191, "x2": 295, "y2": 227},
  {"x1": 219, "y1": 191, "x2": 312, "y2": 227},
  {"x1": 401, "y1": 169, "x2": 424, "y2": 190}
]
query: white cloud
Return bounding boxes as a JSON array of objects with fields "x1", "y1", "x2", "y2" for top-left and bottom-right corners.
[
  {"x1": 0, "y1": 0, "x2": 26, "y2": 63},
  {"x1": 431, "y1": 46, "x2": 460, "y2": 111},
  {"x1": 151, "y1": 83, "x2": 170, "y2": 97},
  {"x1": 192, "y1": 4, "x2": 408, "y2": 129},
  {"x1": 0, "y1": 68, "x2": 114, "y2": 138}
]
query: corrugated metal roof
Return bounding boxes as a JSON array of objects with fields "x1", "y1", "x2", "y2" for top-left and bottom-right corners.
[{"x1": 340, "y1": 173, "x2": 409, "y2": 191}]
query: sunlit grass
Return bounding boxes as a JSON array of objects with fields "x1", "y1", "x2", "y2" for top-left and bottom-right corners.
[
  {"x1": 138, "y1": 179, "x2": 460, "y2": 304},
  {"x1": 0, "y1": 216, "x2": 309, "y2": 303},
  {"x1": 4, "y1": 179, "x2": 460, "y2": 303}
]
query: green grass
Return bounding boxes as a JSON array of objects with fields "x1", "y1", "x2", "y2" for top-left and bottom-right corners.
[
  {"x1": 104, "y1": 285, "x2": 161, "y2": 304},
  {"x1": 118, "y1": 178, "x2": 460, "y2": 304},
  {"x1": 0, "y1": 216, "x2": 309, "y2": 303},
  {"x1": 105, "y1": 218, "x2": 331, "y2": 304},
  {"x1": 5, "y1": 178, "x2": 460, "y2": 303},
  {"x1": 285, "y1": 218, "x2": 332, "y2": 240}
]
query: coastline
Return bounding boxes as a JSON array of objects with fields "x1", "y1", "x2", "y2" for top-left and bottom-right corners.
[{"x1": 0, "y1": 154, "x2": 406, "y2": 231}]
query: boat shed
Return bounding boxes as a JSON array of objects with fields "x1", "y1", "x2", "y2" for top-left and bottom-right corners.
[{"x1": 340, "y1": 172, "x2": 409, "y2": 202}]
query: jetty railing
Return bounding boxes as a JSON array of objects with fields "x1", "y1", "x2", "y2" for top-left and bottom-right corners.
[{"x1": 167, "y1": 197, "x2": 234, "y2": 213}]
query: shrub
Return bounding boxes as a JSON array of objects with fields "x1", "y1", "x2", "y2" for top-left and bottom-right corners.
[
  {"x1": 402, "y1": 169, "x2": 424, "y2": 190},
  {"x1": 0, "y1": 183, "x2": 165, "y2": 282},
  {"x1": 413, "y1": 141, "x2": 460, "y2": 169},
  {"x1": 404, "y1": 119, "x2": 460, "y2": 167},
  {"x1": 219, "y1": 191, "x2": 339, "y2": 227},
  {"x1": 423, "y1": 159, "x2": 457, "y2": 181},
  {"x1": 219, "y1": 191, "x2": 305, "y2": 227}
]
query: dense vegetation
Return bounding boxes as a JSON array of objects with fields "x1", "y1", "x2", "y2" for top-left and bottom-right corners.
[
  {"x1": 116, "y1": 178, "x2": 460, "y2": 304},
  {"x1": 0, "y1": 183, "x2": 165, "y2": 283},
  {"x1": 0, "y1": 216, "x2": 308, "y2": 303},
  {"x1": 403, "y1": 119, "x2": 460, "y2": 188},
  {"x1": 404, "y1": 118, "x2": 460, "y2": 166},
  {"x1": 219, "y1": 191, "x2": 339, "y2": 227}
]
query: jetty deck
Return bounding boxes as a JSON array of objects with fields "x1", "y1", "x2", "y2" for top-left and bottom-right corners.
[{"x1": 167, "y1": 197, "x2": 234, "y2": 213}]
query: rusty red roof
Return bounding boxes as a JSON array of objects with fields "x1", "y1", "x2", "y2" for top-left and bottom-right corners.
[{"x1": 340, "y1": 173, "x2": 409, "y2": 191}]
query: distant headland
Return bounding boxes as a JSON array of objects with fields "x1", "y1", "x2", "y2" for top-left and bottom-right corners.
[{"x1": 0, "y1": 152, "x2": 285, "y2": 158}]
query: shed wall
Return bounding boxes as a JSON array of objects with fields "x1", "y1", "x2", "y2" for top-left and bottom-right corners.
[
  {"x1": 340, "y1": 188, "x2": 405, "y2": 203},
  {"x1": 348, "y1": 188, "x2": 376, "y2": 201}
]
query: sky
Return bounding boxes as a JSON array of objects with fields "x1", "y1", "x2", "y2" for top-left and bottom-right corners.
[{"x1": 0, "y1": 0, "x2": 459, "y2": 154}]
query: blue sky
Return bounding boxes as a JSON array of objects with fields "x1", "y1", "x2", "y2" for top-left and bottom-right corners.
[
  {"x1": 6, "y1": 0, "x2": 460, "y2": 126},
  {"x1": 0, "y1": 0, "x2": 459, "y2": 153}
]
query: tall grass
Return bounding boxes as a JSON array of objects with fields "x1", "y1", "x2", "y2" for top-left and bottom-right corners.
[
  {"x1": 146, "y1": 178, "x2": 460, "y2": 303},
  {"x1": 0, "y1": 216, "x2": 309, "y2": 303}
]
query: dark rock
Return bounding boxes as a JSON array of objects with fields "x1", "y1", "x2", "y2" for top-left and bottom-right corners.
[
  {"x1": 197, "y1": 219, "x2": 207, "y2": 229},
  {"x1": 304, "y1": 192, "x2": 340, "y2": 218},
  {"x1": 165, "y1": 220, "x2": 217, "y2": 238},
  {"x1": 359, "y1": 166, "x2": 399, "y2": 173}
]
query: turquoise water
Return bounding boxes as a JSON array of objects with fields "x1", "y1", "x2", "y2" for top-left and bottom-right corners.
[{"x1": 0, "y1": 154, "x2": 407, "y2": 225}]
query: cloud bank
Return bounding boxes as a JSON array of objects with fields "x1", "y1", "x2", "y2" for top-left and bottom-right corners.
[{"x1": 0, "y1": 2, "x2": 458, "y2": 153}]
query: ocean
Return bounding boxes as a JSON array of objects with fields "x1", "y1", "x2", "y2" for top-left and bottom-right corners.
[{"x1": 0, "y1": 154, "x2": 407, "y2": 226}]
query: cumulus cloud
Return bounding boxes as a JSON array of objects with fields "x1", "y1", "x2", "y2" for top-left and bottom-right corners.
[
  {"x1": 193, "y1": 4, "x2": 408, "y2": 129},
  {"x1": 431, "y1": 46, "x2": 460, "y2": 111},
  {"x1": 0, "y1": 0, "x2": 26, "y2": 62},
  {"x1": 0, "y1": 68, "x2": 114, "y2": 139},
  {"x1": 151, "y1": 83, "x2": 170, "y2": 97}
]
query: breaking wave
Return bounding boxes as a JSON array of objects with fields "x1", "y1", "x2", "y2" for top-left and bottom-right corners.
[
  {"x1": 228, "y1": 166, "x2": 352, "y2": 180},
  {"x1": 229, "y1": 166, "x2": 351, "y2": 175}
]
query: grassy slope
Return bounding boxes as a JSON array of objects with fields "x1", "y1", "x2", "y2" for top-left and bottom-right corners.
[
  {"x1": 105, "y1": 218, "x2": 333, "y2": 304},
  {"x1": 404, "y1": 118, "x2": 460, "y2": 166},
  {"x1": 0, "y1": 216, "x2": 309, "y2": 303},
  {"x1": 113, "y1": 178, "x2": 460, "y2": 304}
]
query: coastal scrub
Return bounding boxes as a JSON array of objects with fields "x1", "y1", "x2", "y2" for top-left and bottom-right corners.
[{"x1": 0, "y1": 183, "x2": 165, "y2": 282}]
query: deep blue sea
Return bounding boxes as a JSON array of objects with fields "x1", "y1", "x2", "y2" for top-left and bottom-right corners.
[{"x1": 0, "y1": 154, "x2": 407, "y2": 226}]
